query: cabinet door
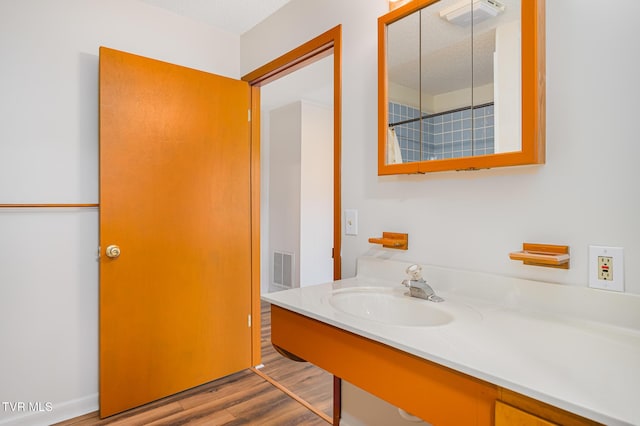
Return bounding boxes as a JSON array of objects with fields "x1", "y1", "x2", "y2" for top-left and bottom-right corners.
[{"x1": 495, "y1": 401, "x2": 558, "y2": 426}]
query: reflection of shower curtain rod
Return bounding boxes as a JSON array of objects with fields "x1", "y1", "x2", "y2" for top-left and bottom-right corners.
[{"x1": 388, "y1": 101, "x2": 493, "y2": 127}]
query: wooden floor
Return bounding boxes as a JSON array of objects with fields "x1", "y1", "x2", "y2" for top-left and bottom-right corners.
[
  {"x1": 257, "y1": 301, "x2": 334, "y2": 420},
  {"x1": 55, "y1": 302, "x2": 333, "y2": 426}
]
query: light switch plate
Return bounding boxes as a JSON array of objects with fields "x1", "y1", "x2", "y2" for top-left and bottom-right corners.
[
  {"x1": 345, "y1": 209, "x2": 358, "y2": 236},
  {"x1": 588, "y1": 245, "x2": 624, "y2": 292}
]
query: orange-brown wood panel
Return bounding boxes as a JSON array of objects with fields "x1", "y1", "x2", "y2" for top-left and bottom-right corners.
[
  {"x1": 271, "y1": 306, "x2": 498, "y2": 426},
  {"x1": 99, "y1": 47, "x2": 252, "y2": 417},
  {"x1": 250, "y1": 85, "x2": 262, "y2": 366},
  {"x1": 331, "y1": 26, "x2": 342, "y2": 282},
  {"x1": 495, "y1": 401, "x2": 558, "y2": 426},
  {"x1": 498, "y1": 389, "x2": 602, "y2": 426}
]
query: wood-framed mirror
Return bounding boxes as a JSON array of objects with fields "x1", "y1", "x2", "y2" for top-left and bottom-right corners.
[{"x1": 378, "y1": 0, "x2": 544, "y2": 175}]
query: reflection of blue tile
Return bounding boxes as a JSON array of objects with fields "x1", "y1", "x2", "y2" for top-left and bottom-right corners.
[
  {"x1": 486, "y1": 126, "x2": 494, "y2": 137},
  {"x1": 444, "y1": 122, "x2": 452, "y2": 132},
  {"x1": 463, "y1": 140, "x2": 472, "y2": 150},
  {"x1": 435, "y1": 134, "x2": 443, "y2": 144},
  {"x1": 462, "y1": 109, "x2": 472, "y2": 119},
  {"x1": 487, "y1": 105, "x2": 494, "y2": 115},
  {"x1": 444, "y1": 133, "x2": 452, "y2": 143},
  {"x1": 453, "y1": 141, "x2": 463, "y2": 151},
  {"x1": 463, "y1": 150, "x2": 472, "y2": 157},
  {"x1": 453, "y1": 111, "x2": 463, "y2": 121},
  {"x1": 453, "y1": 120, "x2": 462, "y2": 131},
  {"x1": 453, "y1": 130, "x2": 463, "y2": 142},
  {"x1": 463, "y1": 118, "x2": 472, "y2": 130},
  {"x1": 434, "y1": 124, "x2": 443, "y2": 134},
  {"x1": 475, "y1": 128, "x2": 485, "y2": 139},
  {"x1": 433, "y1": 115, "x2": 443, "y2": 124},
  {"x1": 463, "y1": 130, "x2": 472, "y2": 141}
]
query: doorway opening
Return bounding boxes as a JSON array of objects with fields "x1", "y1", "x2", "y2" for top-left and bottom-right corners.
[{"x1": 243, "y1": 25, "x2": 342, "y2": 425}]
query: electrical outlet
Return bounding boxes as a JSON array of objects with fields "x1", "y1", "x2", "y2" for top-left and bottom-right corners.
[
  {"x1": 589, "y1": 246, "x2": 624, "y2": 292},
  {"x1": 597, "y1": 256, "x2": 612, "y2": 280}
]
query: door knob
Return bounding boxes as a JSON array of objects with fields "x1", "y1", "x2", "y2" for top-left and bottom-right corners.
[{"x1": 106, "y1": 245, "x2": 121, "y2": 259}]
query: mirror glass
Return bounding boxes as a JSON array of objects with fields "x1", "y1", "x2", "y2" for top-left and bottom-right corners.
[
  {"x1": 387, "y1": 10, "x2": 421, "y2": 163},
  {"x1": 383, "y1": 0, "x2": 527, "y2": 167},
  {"x1": 420, "y1": 2, "x2": 472, "y2": 161}
]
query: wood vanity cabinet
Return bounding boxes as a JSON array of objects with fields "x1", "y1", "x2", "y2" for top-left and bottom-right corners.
[
  {"x1": 495, "y1": 390, "x2": 602, "y2": 426},
  {"x1": 270, "y1": 306, "x2": 602, "y2": 426},
  {"x1": 495, "y1": 400, "x2": 557, "y2": 425}
]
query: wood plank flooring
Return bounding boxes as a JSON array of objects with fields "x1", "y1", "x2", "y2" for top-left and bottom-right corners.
[
  {"x1": 257, "y1": 301, "x2": 334, "y2": 420},
  {"x1": 54, "y1": 301, "x2": 333, "y2": 426}
]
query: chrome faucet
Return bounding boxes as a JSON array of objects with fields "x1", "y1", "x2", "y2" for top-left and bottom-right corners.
[{"x1": 401, "y1": 264, "x2": 444, "y2": 302}]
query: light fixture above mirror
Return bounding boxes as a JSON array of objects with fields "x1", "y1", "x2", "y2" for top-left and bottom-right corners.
[
  {"x1": 389, "y1": 0, "x2": 413, "y2": 11},
  {"x1": 440, "y1": 0, "x2": 505, "y2": 26}
]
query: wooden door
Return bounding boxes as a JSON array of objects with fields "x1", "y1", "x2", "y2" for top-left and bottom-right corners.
[{"x1": 99, "y1": 47, "x2": 252, "y2": 417}]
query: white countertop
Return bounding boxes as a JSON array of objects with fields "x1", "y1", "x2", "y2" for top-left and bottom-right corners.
[{"x1": 262, "y1": 256, "x2": 640, "y2": 425}]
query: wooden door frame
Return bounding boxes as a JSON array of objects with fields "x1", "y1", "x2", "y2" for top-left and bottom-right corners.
[{"x1": 242, "y1": 25, "x2": 343, "y2": 424}]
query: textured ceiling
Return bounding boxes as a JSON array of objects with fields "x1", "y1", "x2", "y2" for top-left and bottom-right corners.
[{"x1": 138, "y1": 0, "x2": 293, "y2": 35}]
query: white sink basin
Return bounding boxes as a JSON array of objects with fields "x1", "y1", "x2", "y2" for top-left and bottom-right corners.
[{"x1": 328, "y1": 287, "x2": 455, "y2": 327}]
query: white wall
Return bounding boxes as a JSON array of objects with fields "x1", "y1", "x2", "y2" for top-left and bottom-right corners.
[
  {"x1": 300, "y1": 101, "x2": 334, "y2": 287},
  {"x1": 266, "y1": 101, "x2": 333, "y2": 291},
  {"x1": 259, "y1": 55, "x2": 334, "y2": 294},
  {"x1": 0, "y1": 1, "x2": 239, "y2": 424},
  {"x1": 268, "y1": 103, "x2": 303, "y2": 290},
  {"x1": 242, "y1": 0, "x2": 640, "y2": 293},
  {"x1": 242, "y1": 0, "x2": 640, "y2": 423}
]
